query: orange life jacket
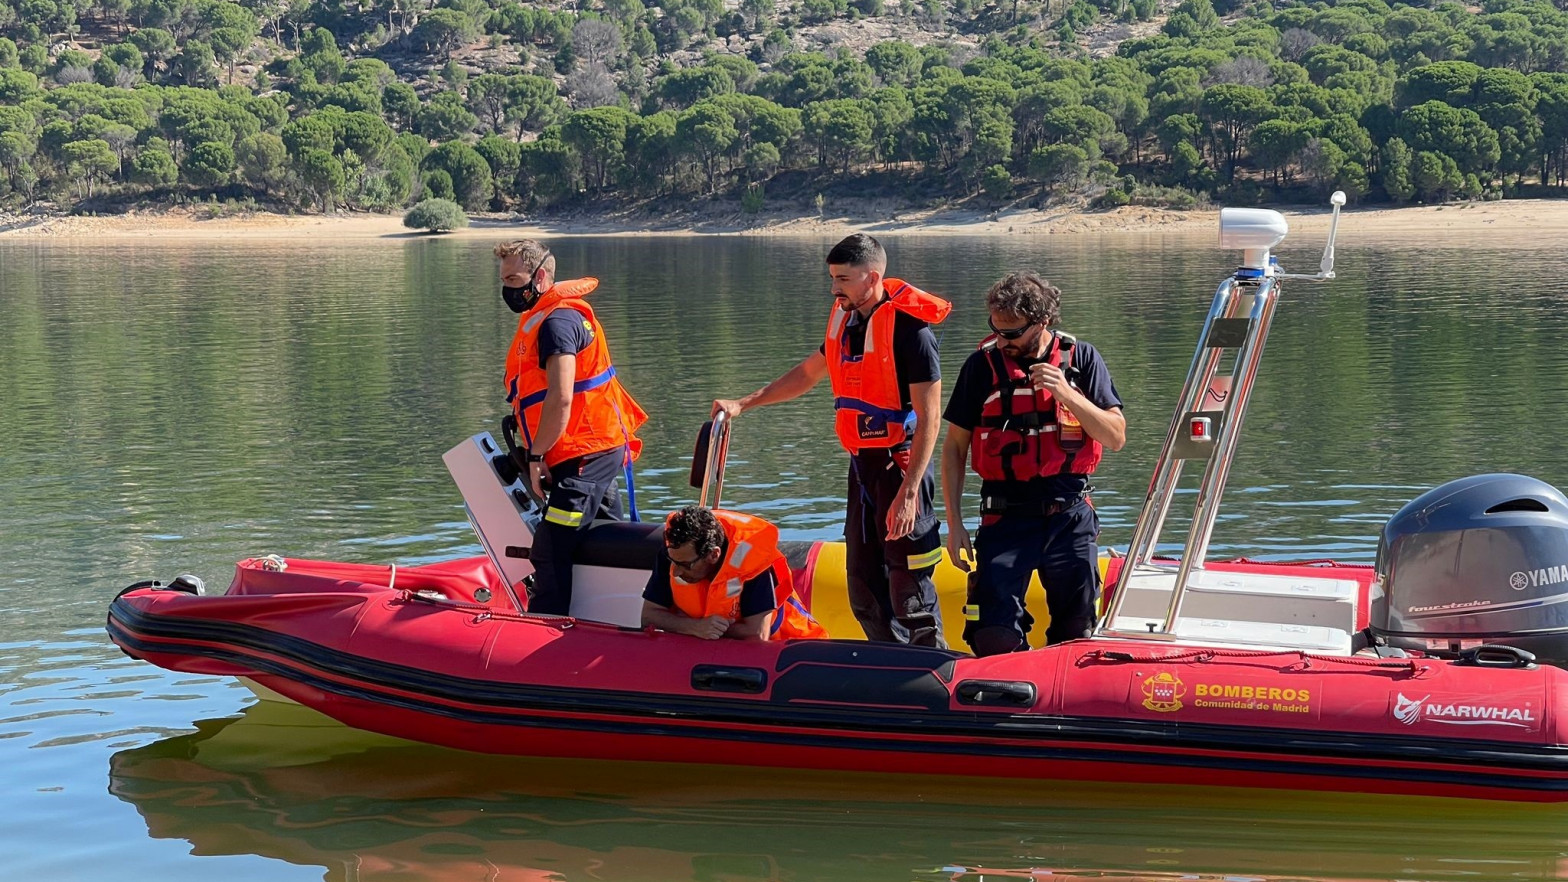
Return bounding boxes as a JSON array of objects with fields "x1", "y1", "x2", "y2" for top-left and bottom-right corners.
[
  {"x1": 824, "y1": 279, "x2": 951, "y2": 454},
  {"x1": 665, "y1": 509, "x2": 829, "y2": 641},
  {"x1": 972, "y1": 333, "x2": 1103, "y2": 483},
  {"x1": 503, "y1": 279, "x2": 648, "y2": 468}
]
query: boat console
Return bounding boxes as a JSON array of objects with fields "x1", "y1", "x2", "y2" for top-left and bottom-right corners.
[
  {"x1": 443, "y1": 407, "x2": 793, "y2": 629},
  {"x1": 443, "y1": 431, "x2": 659, "y2": 626}
]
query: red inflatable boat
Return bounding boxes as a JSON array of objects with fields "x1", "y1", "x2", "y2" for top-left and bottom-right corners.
[
  {"x1": 107, "y1": 201, "x2": 1568, "y2": 801},
  {"x1": 107, "y1": 549, "x2": 1568, "y2": 802}
]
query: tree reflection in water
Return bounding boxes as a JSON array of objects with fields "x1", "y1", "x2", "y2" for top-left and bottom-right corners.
[{"x1": 108, "y1": 701, "x2": 1568, "y2": 882}]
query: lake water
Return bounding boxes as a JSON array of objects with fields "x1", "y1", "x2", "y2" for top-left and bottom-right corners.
[{"x1": 5, "y1": 232, "x2": 1568, "y2": 880}]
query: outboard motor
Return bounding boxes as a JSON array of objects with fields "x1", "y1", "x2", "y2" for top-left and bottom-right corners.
[{"x1": 1371, "y1": 473, "x2": 1568, "y2": 665}]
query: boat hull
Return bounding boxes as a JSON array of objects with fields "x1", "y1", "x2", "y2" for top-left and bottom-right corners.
[{"x1": 107, "y1": 554, "x2": 1568, "y2": 803}]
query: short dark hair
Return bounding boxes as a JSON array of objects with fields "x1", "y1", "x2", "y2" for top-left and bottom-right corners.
[
  {"x1": 664, "y1": 506, "x2": 724, "y2": 557},
  {"x1": 826, "y1": 233, "x2": 886, "y2": 270},
  {"x1": 986, "y1": 272, "x2": 1062, "y2": 328}
]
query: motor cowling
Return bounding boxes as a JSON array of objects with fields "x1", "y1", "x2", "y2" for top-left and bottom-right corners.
[{"x1": 1371, "y1": 473, "x2": 1568, "y2": 665}]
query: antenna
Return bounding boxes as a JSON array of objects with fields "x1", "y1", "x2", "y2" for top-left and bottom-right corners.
[{"x1": 1277, "y1": 190, "x2": 1346, "y2": 282}]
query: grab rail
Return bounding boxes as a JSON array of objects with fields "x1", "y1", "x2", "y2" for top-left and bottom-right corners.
[{"x1": 698, "y1": 410, "x2": 732, "y2": 510}]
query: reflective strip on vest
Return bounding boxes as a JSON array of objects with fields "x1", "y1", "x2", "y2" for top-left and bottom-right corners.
[
  {"x1": 544, "y1": 507, "x2": 585, "y2": 527},
  {"x1": 515, "y1": 366, "x2": 619, "y2": 411},
  {"x1": 828, "y1": 310, "x2": 849, "y2": 338},
  {"x1": 722, "y1": 540, "x2": 753, "y2": 597},
  {"x1": 907, "y1": 548, "x2": 943, "y2": 570}
]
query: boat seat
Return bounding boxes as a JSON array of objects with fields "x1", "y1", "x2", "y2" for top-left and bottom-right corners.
[
  {"x1": 567, "y1": 520, "x2": 665, "y2": 627},
  {"x1": 1106, "y1": 564, "x2": 1359, "y2": 654},
  {"x1": 574, "y1": 520, "x2": 664, "y2": 570}
]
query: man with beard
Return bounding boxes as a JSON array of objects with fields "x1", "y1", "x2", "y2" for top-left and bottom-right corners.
[
  {"x1": 939, "y1": 271, "x2": 1125, "y2": 656},
  {"x1": 713, "y1": 234, "x2": 951, "y2": 646},
  {"x1": 641, "y1": 505, "x2": 828, "y2": 642},
  {"x1": 496, "y1": 239, "x2": 648, "y2": 616}
]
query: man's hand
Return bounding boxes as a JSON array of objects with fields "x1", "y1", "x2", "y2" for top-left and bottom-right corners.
[
  {"x1": 1029, "y1": 362, "x2": 1074, "y2": 400},
  {"x1": 711, "y1": 398, "x2": 743, "y2": 420},
  {"x1": 886, "y1": 484, "x2": 918, "y2": 540},
  {"x1": 686, "y1": 615, "x2": 731, "y2": 640},
  {"x1": 527, "y1": 461, "x2": 551, "y2": 500},
  {"x1": 947, "y1": 522, "x2": 974, "y2": 573}
]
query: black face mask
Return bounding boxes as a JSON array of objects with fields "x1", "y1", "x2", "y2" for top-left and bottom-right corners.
[
  {"x1": 501, "y1": 283, "x2": 536, "y2": 314},
  {"x1": 502, "y1": 250, "x2": 552, "y2": 313}
]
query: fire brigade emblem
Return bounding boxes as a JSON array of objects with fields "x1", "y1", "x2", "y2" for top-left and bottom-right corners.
[{"x1": 1141, "y1": 672, "x2": 1185, "y2": 713}]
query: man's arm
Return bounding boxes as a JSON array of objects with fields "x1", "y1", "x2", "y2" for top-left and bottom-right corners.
[
  {"x1": 1029, "y1": 364, "x2": 1126, "y2": 451},
  {"x1": 725, "y1": 611, "x2": 773, "y2": 641},
  {"x1": 641, "y1": 600, "x2": 730, "y2": 639},
  {"x1": 940, "y1": 423, "x2": 975, "y2": 571},
  {"x1": 1078, "y1": 403, "x2": 1126, "y2": 451},
  {"x1": 522, "y1": 353, "x2": 576, "y2": 498},
  {"x1": 886, "y1": 377, "x2": 941, "y2": 540},
  {"x1": 530, "y1": 353, "x2": 576, "y2": 455},
  {"x1": 725, "y1": 570, "x2": 780, "y2": 641},
  {"x1": 713, "y1": 351, "x2": 828, "y2": 418}
]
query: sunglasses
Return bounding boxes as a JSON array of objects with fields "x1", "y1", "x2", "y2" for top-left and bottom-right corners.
[
  {"x1": 988, "y1": 316, "x2": 1038, "y2": 340},
  {"x1": 668, "y1": 548, "x2": 707, "y2": 570}
]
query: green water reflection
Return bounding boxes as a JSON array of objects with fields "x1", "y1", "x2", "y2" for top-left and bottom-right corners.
[{"x1": 109, "y1": 701, "x2": 1568, "y2": 882}]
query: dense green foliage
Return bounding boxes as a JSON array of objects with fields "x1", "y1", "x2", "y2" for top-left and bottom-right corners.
[{"x1": 3, "y1": 0, "x2": 1568, "y2": 214}]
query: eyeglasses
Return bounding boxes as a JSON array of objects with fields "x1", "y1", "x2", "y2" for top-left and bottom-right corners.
[
  {"x1": 668, "y1": 548, "x2": 706, "y2": 571},
  {"x1": 988, "y1": 316, "x2": 1038, "y2": 340}
]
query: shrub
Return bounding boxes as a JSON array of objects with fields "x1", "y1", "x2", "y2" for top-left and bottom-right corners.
[
  {"x1": 1127, "y1": 183, "x2": 1203, "y2": 209},
  {"x1": 403, "y1": 198, "x2": 470, "y2": 232},
  {"x1": 741, "y1": 183, "x2": 765, "y2": 214},
  {"x1": 1096, "y1": 188, "x2": 1131, "y2": 208}
]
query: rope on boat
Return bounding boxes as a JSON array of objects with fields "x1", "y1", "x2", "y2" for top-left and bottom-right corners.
[
  {"x1": 1078, "y1": 646, "x2": 1428, "y2": 675},
  {"x1": 396, "y1": 589, "x2": 575, "y2": 628}
]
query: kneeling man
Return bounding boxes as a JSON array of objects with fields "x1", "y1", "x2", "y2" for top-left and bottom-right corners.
[{"x1": 642, "y1": 506, "x2": 829, "y2": 641}]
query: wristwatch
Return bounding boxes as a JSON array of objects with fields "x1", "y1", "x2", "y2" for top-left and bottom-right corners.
[{"x1": 524, "y1": 451, "x2": 543, "y2": 464}]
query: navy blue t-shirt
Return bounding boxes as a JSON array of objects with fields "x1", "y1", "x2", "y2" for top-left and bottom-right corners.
[
  {"x1": 535, "y1": 308, "x2": 594, "y2": 368},
  {"x1": 642, "y1": 547, "x2": 778, "y2": 618},
  {"x1": 943, "y1": 336, "x2": 1123, "y2": 499}
]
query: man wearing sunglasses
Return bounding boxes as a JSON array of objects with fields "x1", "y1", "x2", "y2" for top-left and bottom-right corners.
[
  {"x1": 641, "y1": 506, "x2": 827, "y2": 641},
  {"x1": 713, "y1": 234, "x2": 950, "y2": 648},
  {"x1": 939, "y1": 271, "x2": 1125, "y2": 656},
  {"x1": 496, "y1": 238, "x2": 648, "y2": 616}
]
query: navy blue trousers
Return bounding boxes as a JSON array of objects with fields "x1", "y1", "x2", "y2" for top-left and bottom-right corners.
[
  {"x1": 967, "y1": 498, "x2": 1100, "y2": 654},
  {"x1": 527, "y1": 446, "x2": 626, "y2": 615},
  {"x1": 845, "y1": 449, "x2": 945, "y2": 647}
]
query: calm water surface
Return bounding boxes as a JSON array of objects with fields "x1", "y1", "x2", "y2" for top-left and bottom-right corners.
[{"x1": 4, "y1": 233, "x2": 1568, "y2": 880}]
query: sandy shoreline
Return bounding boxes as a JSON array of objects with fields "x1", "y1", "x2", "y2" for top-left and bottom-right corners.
[{"x1": 2, "y1": 198, "x2": 1565, "y2": 242}]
